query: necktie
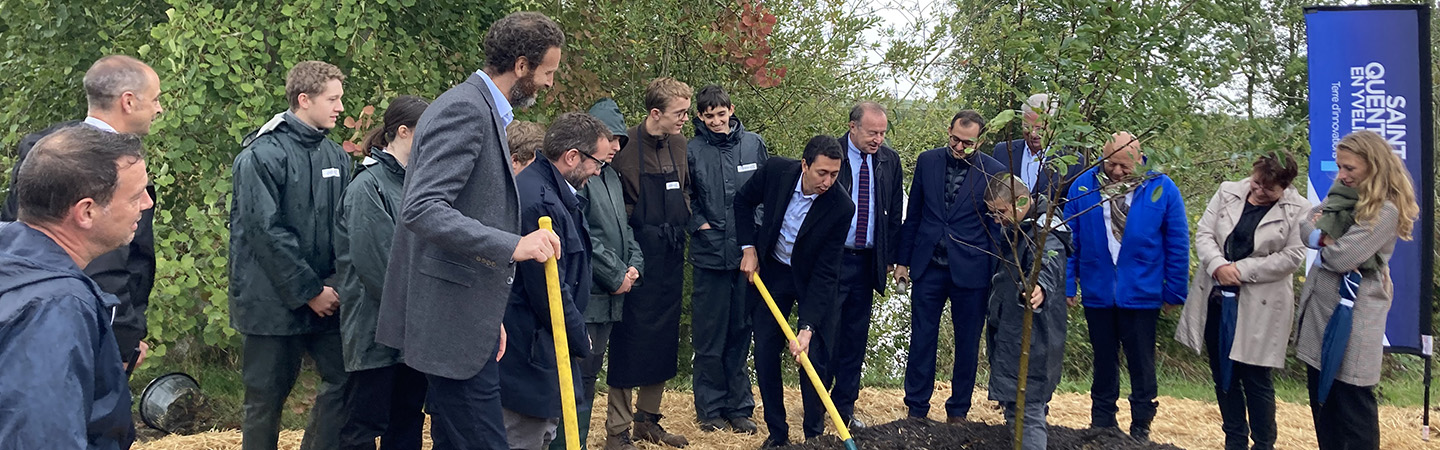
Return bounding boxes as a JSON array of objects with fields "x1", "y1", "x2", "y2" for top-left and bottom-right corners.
[{"x1": 854, "y1": 153, "x2": 871, "y2": 248}]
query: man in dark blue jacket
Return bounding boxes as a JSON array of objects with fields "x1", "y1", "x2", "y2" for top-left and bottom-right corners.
[
  {"x1": 1063, "y1": 131, "x2": 1189, "y2": 441},
  {"x1": 895, "y1": 110, "x2": 1006, "y2": 422},
  {"x1": 0, "y1": 127, "x2": 152, "y2": 449},
  {"x1": 500, "y1": 112, "x2": 614, "y2": 450}
]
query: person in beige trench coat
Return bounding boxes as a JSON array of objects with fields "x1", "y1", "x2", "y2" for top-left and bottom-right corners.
[{"x1": 1175, "y1": 154, "x2": 1307, "y2": 450}]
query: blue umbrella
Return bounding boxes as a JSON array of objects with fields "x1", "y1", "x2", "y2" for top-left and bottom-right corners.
[
  {"x1": 1317, "y1": 270, "x2": 1363, "y2": 404},
  {"x1": 1215, "y1": 283, "x2": 1239, "y2": 392}
]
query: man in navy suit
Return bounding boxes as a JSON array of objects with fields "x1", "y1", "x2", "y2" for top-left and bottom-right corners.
[
  {"x1": 990, "y1": 94, "x2": 1086, "y2": 205},
  {"x1": 895, "y1": 110, "x2": 1006, "y2": 423}
]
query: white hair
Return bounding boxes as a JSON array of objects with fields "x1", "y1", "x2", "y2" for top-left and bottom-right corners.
[{"x1": 1024, "y1": 93, "x2": 1057, "y2": 117}]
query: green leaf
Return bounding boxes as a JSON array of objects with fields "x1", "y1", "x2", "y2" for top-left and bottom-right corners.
[{"x1": 1150, "y1": 185, "x2": 1163, "y2": 203}]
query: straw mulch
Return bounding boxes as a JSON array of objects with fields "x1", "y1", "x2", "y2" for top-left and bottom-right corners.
[{"x1": 133, "y1": 383, "x2": 1435, "y2": 450}]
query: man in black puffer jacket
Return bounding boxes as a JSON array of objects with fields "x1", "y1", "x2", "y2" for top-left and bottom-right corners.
[{"x1": 228, "y1": 61, "x2": 351, "y2": 450}]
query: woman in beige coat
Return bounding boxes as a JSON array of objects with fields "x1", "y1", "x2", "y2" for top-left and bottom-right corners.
[
  {"x1": 1295, "y1": 130, "x2": 1418, "y2": 449},
  {"x1": 1176, "y1": 153, "x2": 1306, "y2": 450}
]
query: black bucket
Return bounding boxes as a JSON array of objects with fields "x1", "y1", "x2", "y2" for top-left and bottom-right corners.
[{"x1": 139, "y1": 372, "x2": 203, "y2": 434}]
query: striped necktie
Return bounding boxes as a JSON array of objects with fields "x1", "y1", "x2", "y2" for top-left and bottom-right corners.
[{"x1": 855, "y1": 153, "x2": 871, "y2": 248}]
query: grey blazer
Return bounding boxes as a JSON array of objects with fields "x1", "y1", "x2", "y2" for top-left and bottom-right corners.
[{"x1": 376, "y1": 74, "x2": 523, "y2": 380}]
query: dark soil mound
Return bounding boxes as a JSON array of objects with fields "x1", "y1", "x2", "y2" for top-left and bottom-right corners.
[{"x1": 776, "y1": 418, "x2": 1185, "y2": 450}]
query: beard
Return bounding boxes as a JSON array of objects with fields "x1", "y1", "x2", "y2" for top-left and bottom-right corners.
[
  {"x1": 564, "y1": 165, "x2": 592, "y2": 190},
  {"x1": 509, "y1": 73, "x2": 539, "y2": 110}
]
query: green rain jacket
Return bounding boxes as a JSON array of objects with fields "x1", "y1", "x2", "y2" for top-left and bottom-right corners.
[{"x1": 228, "y1": 112, "x2": 350, "y2": 335}]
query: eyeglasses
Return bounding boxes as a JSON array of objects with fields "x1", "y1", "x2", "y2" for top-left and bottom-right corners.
[
  {"x1": 949, "y1": 135, "x2": 979, "y2": 148},
  {"x1": 575, "y1": 149, "x2": 608, "y2": 169}
]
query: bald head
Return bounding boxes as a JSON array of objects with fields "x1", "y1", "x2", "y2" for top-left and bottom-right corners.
[
  {"x1": 84, "y1": 55, "x2": 163, "y2": 135},
  {"x1": 1101, "y1": 131, "x2": 1142, "y2": 182}
]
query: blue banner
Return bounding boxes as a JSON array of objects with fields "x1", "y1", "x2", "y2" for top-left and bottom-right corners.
[{"x1": 1306, "y1": 6, "x2": 1434, "y2": 355}]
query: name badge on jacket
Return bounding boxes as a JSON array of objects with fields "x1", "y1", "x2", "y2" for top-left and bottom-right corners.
[
  {"x1": 665, "y1": 181, "x2": 680, "y2": 190},
  {"x1": 737, "y1": 163, "x2": 758, "y2": 172},
  {"x1": 322, "y1": 168, "x2": 341, "y2": 178}
]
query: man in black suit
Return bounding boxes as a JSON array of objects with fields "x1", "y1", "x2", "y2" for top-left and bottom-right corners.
[
  {"x1": 1, "y1": 55, "x2": 162, "y2": 374},
  {"x1": 989, "y1": 93, "x2": 1086, "y2": 205},
  {"x1": 376, "y1": 12, "x2": 565, "y2": 450},
  {"x1": 735, "y1": 135, "x2": 855, "y2": 447},
  {"x1": 828, "y1": 102, "x2": 904, "y2": 429}
]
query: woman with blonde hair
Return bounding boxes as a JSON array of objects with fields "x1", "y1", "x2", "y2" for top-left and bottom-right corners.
[{"x1": 1295, "y1": 130, "x2": 1419, "y2": 449}]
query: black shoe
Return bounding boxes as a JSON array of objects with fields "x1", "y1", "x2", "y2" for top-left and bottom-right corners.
[
  {"x1": 728, "y1": 416, "x2": 758, "y2": 434},
  {"x1": 760, "y1": 435, "x2": 790, "y2": 447},
  {"x1": 698, "y1": 417, "x2": 731, "y2": 432},
  {"x1": 1130, "y1": 426, "x2": 1151, "y2": 442}
]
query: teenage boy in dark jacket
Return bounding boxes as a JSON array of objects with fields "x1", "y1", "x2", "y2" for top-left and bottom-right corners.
[
  {"x1": 229, "y1": 61, "x2": 351, "y2": 450},
  {"x1": 686, "y1": 85, "x2": 767, "y2": 434}
]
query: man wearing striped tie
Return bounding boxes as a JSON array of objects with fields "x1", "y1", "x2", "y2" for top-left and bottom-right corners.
[{"x1": 828, "y1": 102, "x2": 905, "y2": 429}]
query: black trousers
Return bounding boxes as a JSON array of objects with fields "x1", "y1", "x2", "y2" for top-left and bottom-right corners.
[
  {"x1": 1307, "y1": 365, "x2": 1380, "y2": 450},
  {"x1": 242, "y1": 332, "x2": 348, "y2": 450},
  {"x1": 1083, "y1": 307, "x2": 1158, "y2": 428},
  {"x1": 753, "y1": 258, "x2": 830, "y2": 440},
  {"x1": 424, "y1": 344, "x2": 507, "y2": 450},
  {"x1": 690, "y1": 267, "x2": 756, "y2": 421},
  {"x1": 1203, "y1": 297, "x2": 1275, "y2": 450},
  {"x1": 903, "y1": 264, "x2": 986, "y2": 419},
  {"x1": 829, "y1": 250, "x2": 876, "y2": 420},
  {"x1": 339, "y1": 363, "x2": 429, "y2": 450}
]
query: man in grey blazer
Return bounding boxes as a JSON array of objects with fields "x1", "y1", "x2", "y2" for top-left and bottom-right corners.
[{"x1": 375, "y1": 12, "x2": 565, "y2": 450}]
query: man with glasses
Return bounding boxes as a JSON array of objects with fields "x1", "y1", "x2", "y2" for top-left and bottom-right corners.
[
  {"x1": 500, "y1": 112, "x2": 614, "y2": 450},
  {"x1": 991, "y1": 94, "x2": 1087, "y2": 206},
  {"x1": 895, "y1": 109, "x2": 1005, "y2": 423},
  {"x1": 606, "y1": 77, "x2": 693, "y2": 448}
]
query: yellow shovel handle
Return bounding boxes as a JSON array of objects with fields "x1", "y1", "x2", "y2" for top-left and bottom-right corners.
[
  {"x1": 540, "y1": 217, "x2": 580, "y2": 450},
  {"x1": 751, "y1": 272, "x2": 853, "y2": 442}
]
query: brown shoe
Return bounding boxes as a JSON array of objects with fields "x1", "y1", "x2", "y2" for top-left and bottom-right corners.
[
  {"x1": 605, "y1": 431, "x2": 640, "y2": 450},
  {"x1": 634, "y1": 411, "x2": 690, "y2": 448},
  {"x1": 946, "y1": 416, "x2": 967, "y2": 424}
]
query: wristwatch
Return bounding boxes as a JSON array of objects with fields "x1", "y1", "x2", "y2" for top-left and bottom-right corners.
[{"x1": 799, "y1": 324, "x2": 814, "y2": 333}]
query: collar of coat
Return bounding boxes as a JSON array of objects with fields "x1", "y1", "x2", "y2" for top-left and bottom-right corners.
[
  {"x1": 524, "y1": 156, "x2": 583, "y2": 211},
  {"x1": 242, "y1": 111, "x2": 332, "y2": 148},
  {"x1": 359, "y1": 149, "x2": 406, "y2": 178},
  {"x1": 0, "y1": 222, "x2": 118, "y2": 308},
  {"x1": 691, "y1": 116, "x2": 745, "y2": 147}
]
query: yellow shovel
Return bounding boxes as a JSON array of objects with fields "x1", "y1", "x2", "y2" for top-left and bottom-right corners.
[
  {"x1": 751, "y1": 272, "x2": 859, "y2": 450},
  {"x1": 540, "y1": 217, "x2": 580, "y2": 450}
]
